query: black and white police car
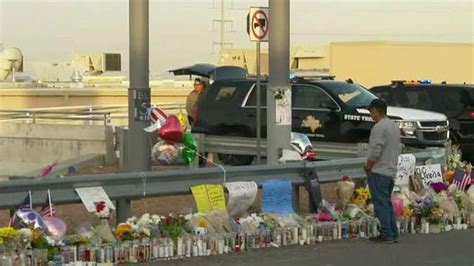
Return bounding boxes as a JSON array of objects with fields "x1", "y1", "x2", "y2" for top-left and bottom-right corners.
[{"x1": 171, "y1": 64, "x2": 449, "y2": 165}]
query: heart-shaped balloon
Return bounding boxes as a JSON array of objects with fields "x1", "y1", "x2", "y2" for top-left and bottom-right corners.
[
  {"x1": 44, "y1": 217, "x2": 67, "y2": 241},
  {"x1": 159, "y1": 115, "x2": 184, "y2": 143}
]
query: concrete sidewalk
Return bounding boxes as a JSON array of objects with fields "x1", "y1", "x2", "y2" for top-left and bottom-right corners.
[{"x1": 160, "y1": 230, "x2": 473, "y2": 266}]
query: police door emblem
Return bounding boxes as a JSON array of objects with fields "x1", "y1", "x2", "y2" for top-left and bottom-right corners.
[{"x1": 301, "y1": 115, "x2": 321, "y2": 133}]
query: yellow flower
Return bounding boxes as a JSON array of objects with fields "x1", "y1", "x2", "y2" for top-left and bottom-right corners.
[
  {"x1": 0, "y1": 227, "x2": 18, "y2": 239},
  {"x1": 115, "y1": 224, "x2": 132, "y2": 238},
  {"x1": 402, "y1": 207, "x2": 412, "y2": 218}
]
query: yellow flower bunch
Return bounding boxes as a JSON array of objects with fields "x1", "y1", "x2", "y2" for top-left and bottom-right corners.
[
  {"x1": 0, "y1": 227, "x2": 18, "y2": 244},
  {"x1": 115, "y1": 224, "x2": 132, "y2": 238},
  {"x1": 351, "y1": 187, "x2": 370, "y2": 207},
  {"x1": 402, "y1": 206, "x2": 412, "y2": 218}
]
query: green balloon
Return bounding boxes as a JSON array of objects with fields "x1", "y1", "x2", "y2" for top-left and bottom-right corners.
[{"x1": 182, "y1": 134, "x2": 197, "y2": 163}]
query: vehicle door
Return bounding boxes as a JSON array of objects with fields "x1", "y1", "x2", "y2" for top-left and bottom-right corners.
[
  {"x1": 292, "y1": 84, "x2": 341, "y2": 141},
  {"x1": 241, "y1": 83, "x2": 267, "y2": 138}
]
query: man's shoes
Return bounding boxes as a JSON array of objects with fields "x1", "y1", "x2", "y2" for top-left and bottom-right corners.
[
  {"x1": 393, "y1": 237, "x2": 399, "y2": 243},
  {"x1": 369, "y1": 235, "x2": 395, "y2": 244}
]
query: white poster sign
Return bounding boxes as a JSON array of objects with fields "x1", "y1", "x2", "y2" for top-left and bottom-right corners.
[
  {"x1": 395, "y1": 154, "x2": 416, "y2": 188},
  {"x1": 224, "y1": 181, "x2": 258, "y2": 217},
  {"x1": 415, "y1": 164, "x2": 443, "y2": 187},
  {"x1": 275, "y1": 87, "x2": 291, "y2": 126},
  {"x1": 75, "y1": 187, "x2": 116, "y2": 212}
]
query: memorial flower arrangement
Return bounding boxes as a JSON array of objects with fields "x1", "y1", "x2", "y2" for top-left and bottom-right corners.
[
  {"x1": 0, "y1": 227, "x2": 18, "y2": 245},
  {"x1": 159, "y1": 214, "x2": 186, "y2": 244},
  {"x1": 351, "y1": 186, "x2": 371, "y2": 209}
]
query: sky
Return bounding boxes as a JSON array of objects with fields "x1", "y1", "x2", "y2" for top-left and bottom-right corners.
[{"x1": 0, "y1": 0, "x2": 473, "y2": 78}]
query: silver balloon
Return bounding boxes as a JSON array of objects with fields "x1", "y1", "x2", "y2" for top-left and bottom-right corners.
[{"x1": 291, "y1": 132, "x2": 313, "y2": 154}]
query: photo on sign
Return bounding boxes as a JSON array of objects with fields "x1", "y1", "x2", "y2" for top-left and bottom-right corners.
[{"x1": 275, "y1": 88, "x2": 291, "y2": 125}]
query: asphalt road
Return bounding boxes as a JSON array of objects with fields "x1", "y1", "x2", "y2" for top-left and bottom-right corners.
[{"x1": 155, "y1": 230, "x2": 473, "y2": 266}]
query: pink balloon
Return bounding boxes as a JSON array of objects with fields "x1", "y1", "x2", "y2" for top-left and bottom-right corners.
[
  {"x1": 391, "y1": 196, "x2": 404, "y2": 218},
  {"x1": 159, "y1": 115, "x2": 184, "y2": 143},
  {"x1": 44, "y1": 217, "x2": 67, "y2": 241}
]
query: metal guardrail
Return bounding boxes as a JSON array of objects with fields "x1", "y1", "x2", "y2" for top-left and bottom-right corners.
[
  {"x1": 0, "y1": 103, "x2": 185, "y2": 125},
  {"x1": 0, "y1": 150, "x2": 434, "y2": 223},
  {"x1": 198, "y1": 135, "x2": 367, "y2": 160}
]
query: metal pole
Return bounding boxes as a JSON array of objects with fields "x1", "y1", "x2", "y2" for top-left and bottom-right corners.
[
  {"x1": 267, "y1": 0, "x2": 291, "y2": 164},
  {"x1": 256, "y1": 41, "x2": 262, "y2": 164},
  {"x1": 127, "y1": 0, "x2": 151, "y2": 171}
]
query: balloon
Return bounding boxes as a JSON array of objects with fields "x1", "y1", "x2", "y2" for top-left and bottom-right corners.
[
  {"x1": 44, "y1": 217, "x2": 67, "y2": 241},
  {"x1": 149, "y1": 107, "x2": 168, "y2": 125},
  {"x1": 181, "y1": 134, "x2": 197, "y2": 163},
  {"x1": 177, "y1": 111, "x2": 189, "y2": 132},
  {"x1": 391, "y1": 196, "x2": 404, "y2": 218},
  {"x1": 151, "y1": 141, "x2": 180, "y2": 165},
  {"x1": 159, "y1": 115, "x2": 184, "y2": 143},
  {"x1": 291, "y1": 132, "x2": 313, "y2": 154},
  {"x1": 15, "y1": 209, "x2": 45, "y2": 230},
  {"x1": 144, "y1": 119, "x2": 163, "y2": 133}
]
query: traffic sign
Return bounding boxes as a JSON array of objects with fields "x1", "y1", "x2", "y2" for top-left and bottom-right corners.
[{"x1": 247, "y1": 7, "x2": 269, "y2": 42}]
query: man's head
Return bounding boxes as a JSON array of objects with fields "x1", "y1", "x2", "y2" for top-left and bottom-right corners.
[
  {"x1": 367, "y1": 99, "x2": 387, "y2": 122},
  {"x1": 193, "y1": 78, "x2": 205, "y2": 92}
]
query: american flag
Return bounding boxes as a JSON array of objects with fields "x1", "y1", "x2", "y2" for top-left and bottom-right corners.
[
  {"x1": 453, "y1": 169, "x2": 471, "y2": 191},
  {"x1": 39, "y1": 190, "x2": 55, "y2": 217},
  {"x1": 8, "y1": 192, "x2": 32, "y2": 226}
]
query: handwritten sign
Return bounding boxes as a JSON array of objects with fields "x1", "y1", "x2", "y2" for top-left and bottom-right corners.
[
  {"x1": 191, "y1": 184, "x2": 226, "y2": 214},
  {"x1": 75, "y1": 187, "x2": 115, "y2": 212},
  {"x1": 224, "y1": 182, "x2": 258, "y2": 217},
  {"x1": 395, "y1": 154, "x2": 416, "y2": 188},
  {"x1": 415, "y1": 164, "x2": 443, "y2": 187},
  {"x1": 262, "y1": 179, "x2": 294, "y2": 215}
]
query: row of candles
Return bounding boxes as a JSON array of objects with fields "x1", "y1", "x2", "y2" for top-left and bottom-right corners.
[{"x1": 1, "y1": 214, "x2": 471, "y2": 266}]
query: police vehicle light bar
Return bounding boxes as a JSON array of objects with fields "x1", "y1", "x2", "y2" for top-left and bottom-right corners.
[{"x1": 391, "y1": 79, "x2": 432, "y2": 85}]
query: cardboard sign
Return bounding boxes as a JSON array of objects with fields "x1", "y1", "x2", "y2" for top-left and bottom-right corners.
[
  {"x1": 395, "y1": 154, "x2": 416, "y2": 188},
  {"x1": 224, "y1": 182, "x2": 258, "y2": 217},
  {"x1": 262, "y1": 179, "x2": 294, "y2": 215},
  {"x1": 75, "y1": 187, "x2": 115, "y2": 212},
  {"x1": 415, "y1": 164, "x2": 443, "y2": 187},
  {"x1": 191, "y1": 184, "x2": 226, "y2": 214}
]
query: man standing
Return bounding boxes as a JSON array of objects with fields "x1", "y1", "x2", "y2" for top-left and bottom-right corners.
[
  {"x1": 364, "y1": 99, "x2": 401, "y2": 243},
  {"x1": 186, "y1": 78, "x2": 206, "y2": 125}
]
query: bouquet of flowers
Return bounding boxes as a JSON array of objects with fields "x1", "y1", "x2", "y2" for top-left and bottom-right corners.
[
  {"x1": 159, "y1": 214, "x2": 186, "y2": 244},
  {"x1": 428, "y1": 206, "x2": 445, "y2": 225},
  {"x1": 93, "y1": 201, "x2": 115, "y2": 243},
  {"x1": 351, "y1": 186, "x2": 371, "y2": 209},
  {"x1": 0, "y1": 227, "x2": 18, "y2": 247},
  {"x1": 335, "y1": 176, "x2": 355, "y2": 210}
]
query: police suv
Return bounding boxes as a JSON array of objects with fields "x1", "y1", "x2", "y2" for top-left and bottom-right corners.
[{"x1": 171, "y1": 65, "x2": 449, "y2": 165}]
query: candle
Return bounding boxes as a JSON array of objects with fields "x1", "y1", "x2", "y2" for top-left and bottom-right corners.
[
  {"x1": 293, "y1": 227, "x2": 299, "y2": 244},
  {"x1": 396, "y1": 220, "x2": 401, "y2": 234},
  {"x1": 410, "y1": 219, "x2": 415, "y2": 234},
  {"x1": 301, "y1": 228, "x2": 307, "y2": 243},
  {"x1": 218, "y1": 240, "x2": 224, "y2": 255},
  {"x1": 177, "y1": 238, "x2": 183, "y2": 257},
  {"x1": 169, "y1": 241, "x2": 174, "y2": 258},
  {"x1": 318, "y1": 235, "x2": 323, "y2": 242},
  {"x1": 158, "y1": 246, "x2": 165, "y2": 258},
  {"x1": 192, "y1": 244, "x2": 198, "y2": 257},
  {"x1": 197, "y1": 239, "x2": 203, "y2": 256},
  {"x1": 332, "y1": 223, "x2": 338, "y2": 240},
  {"x1": 425, "y1": 222, "x2": 430, "y2": 234},
  {"x1": 186, "y1": 238, "x2": 192, "y2": 257}
]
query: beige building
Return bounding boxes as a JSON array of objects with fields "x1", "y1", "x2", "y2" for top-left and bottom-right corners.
[{"x1": 217, "y1": 41, "x2": 474, "y2": 87}]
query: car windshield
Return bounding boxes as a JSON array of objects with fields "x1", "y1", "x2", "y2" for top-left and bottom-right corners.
[{"x1": 325, "y1": 82, "x2": 378, "y2": 108}]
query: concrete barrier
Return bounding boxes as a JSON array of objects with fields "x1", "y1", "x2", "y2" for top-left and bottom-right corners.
[{"x1": 0, "y1": 123, "x2": 116, "y2": 177}]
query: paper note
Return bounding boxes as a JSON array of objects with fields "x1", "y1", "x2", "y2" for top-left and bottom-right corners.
[
  {"x1": 415, "y1": 164, "x2": 443, "y2": 187},
  {"x1": 395, "y1": 154, "x2": 416, "y2": 188},
  {"x1": 191, "y1": 184, "x2": 226, "y2": 214},
  {"x1": 262, "y1": 179, "x2": 294, "y2": 215},
  {"x1": 224, "y1": 182, "x2": 258, "y2": 217},
  {"x1": 75, "y1": 187, "x2": 115, "y2": 212}
]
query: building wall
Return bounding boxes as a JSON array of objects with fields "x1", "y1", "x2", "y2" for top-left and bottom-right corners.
[{"x1": 329, "y1": 41, "x2": 474, "y2": 87}]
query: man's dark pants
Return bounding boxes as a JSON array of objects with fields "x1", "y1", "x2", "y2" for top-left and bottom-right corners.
[{"x1": 367, "y1": 172, "x2": 398, "y2": 239}]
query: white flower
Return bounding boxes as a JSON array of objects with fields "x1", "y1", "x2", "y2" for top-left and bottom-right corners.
[{"x1": 151, "y1": 214, "x2": 161, "y2": 224}]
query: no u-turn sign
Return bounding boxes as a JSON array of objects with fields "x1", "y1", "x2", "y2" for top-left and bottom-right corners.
[{"x1": 247, "y1": 7, "x2": 269, "y2": 42}]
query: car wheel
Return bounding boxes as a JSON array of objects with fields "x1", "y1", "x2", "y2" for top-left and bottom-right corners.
[{"x1": 217, "y1": 153, "x2": 254, "y2": 166}]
